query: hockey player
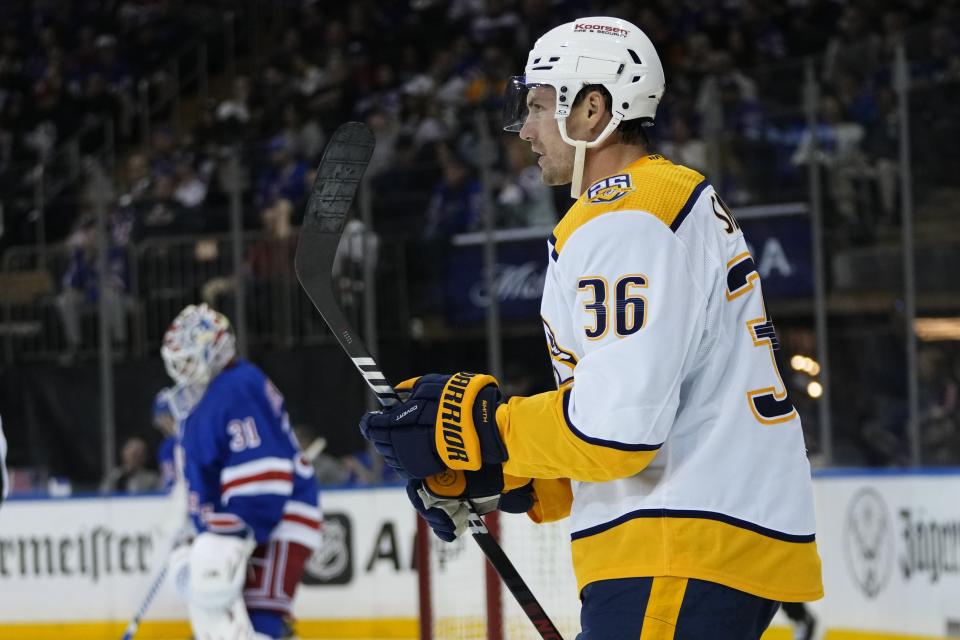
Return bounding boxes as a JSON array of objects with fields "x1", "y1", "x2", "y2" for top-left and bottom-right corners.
[
  {"x1": 360, "y1": 16, "x2": 823, "y2": 638},
  {"x1": 162, "y1": 304, "x2": 321, "y2": 640}
]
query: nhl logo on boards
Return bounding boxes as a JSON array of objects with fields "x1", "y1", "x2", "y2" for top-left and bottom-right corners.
[
  {"x1": 587, "y1": 174, "x2": 634, "y2": 204},
  {"x1": 301, "y1": 513, "x2": 353, "y2": 585}
]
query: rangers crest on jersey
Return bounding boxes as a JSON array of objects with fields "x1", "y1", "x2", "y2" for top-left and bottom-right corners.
[{"x1": 587, "y1": 174, "x2": 634, "y2": 204}]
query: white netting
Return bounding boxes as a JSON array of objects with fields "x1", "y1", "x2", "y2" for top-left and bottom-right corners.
[
  {"x1": 499, "y1": 517, "x2": 580, "y2": 639},
  {"x1": 426, "y1": 513, "x2": 581, "y2": 639},
  {"x1": 428, "y1": 529, "x2": 487, "y2": 639}
]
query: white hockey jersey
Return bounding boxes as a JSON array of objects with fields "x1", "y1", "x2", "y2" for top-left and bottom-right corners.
[{"x1": 496, "y1": 154, "x2": 823, "y2": 602}]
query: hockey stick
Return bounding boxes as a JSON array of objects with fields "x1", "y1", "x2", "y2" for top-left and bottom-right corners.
[
  {"x1": 120, "y1": 555, "x2": 172, "y2": 640},
  {"x1": 120, "y1": 507, "x2": 191, "y2": 639},
  {"x1": 295, "y1": 122, "x2": 564, "y2": 640}
]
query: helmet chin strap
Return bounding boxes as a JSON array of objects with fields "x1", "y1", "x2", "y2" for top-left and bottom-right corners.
[
  {"x1": 558, "y1": 116, "x2": 623, "y2": 199},
  {"x1": 570, "y1": 140, "x2": 588, "y2": 200}
]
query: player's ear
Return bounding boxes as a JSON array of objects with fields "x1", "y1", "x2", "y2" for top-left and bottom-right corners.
[{"x1": 584, "y1": 89, "x2": 611, "y2": 136}]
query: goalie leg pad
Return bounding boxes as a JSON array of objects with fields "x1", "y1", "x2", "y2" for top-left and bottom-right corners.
[
  {"x1": 187, "y1": 532, "x2": 257, "y2": 640},
  {"x1": 187, "y1": 598, "x2": 256, "y2": 640}
]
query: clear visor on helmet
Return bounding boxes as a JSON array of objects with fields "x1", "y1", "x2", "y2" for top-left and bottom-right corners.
[
  {"x1": 503, "y1": 77, "x2": 561, "y2": 132},
  {"x1": 503, "y1": 76, "x2": 532, "y2": 132}
]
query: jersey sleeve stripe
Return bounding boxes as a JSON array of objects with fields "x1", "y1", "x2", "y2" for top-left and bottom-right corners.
[
  {"x1": 563, "y1": 388, "x2": 663, "y2": 452},
  {"x1": 272, "y1": 517, "x2": 323, "y2": 550},
  {"x1": 222, "y1": 470, "x2": 294, "y2": 492},
  {"x1": 220, "y1": 457, "x2": 294, "y2": 485},
  {"x1": 203, "y1": 512, "x2": 248, "y2": 534},
  {"x1": 222, "y1": 478, "x2": 294, "y2": 503},
  {"x1": 282, "y1": 513, "x2": 321, "y2": 529},
  {"x1": 668, "y1": 178, "x2": 709, "y2": 233},
  {"x1": 284, "y1": 499, "x2": 322, "y2": 520},
  {"x1": 570, "y1": 507, "x2": 817, "y2": 544}
]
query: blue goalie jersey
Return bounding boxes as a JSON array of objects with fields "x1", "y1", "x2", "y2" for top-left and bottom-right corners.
[{"x1": 181, "y1": 360, "x2": 322, "y2": 550}]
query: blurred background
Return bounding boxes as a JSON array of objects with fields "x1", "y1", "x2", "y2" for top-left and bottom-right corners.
[{"x1": 0, "y1": 0, "x2": 957, "y2": 496}]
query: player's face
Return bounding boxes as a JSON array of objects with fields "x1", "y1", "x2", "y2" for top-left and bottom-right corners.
[{"x1": 518, "y1": 85, "x2": 574, "y2": 186}]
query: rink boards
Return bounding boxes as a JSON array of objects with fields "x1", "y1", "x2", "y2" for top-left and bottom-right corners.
[{"x1": 1, "y1": 472, "x2": 959, "y2": 639}]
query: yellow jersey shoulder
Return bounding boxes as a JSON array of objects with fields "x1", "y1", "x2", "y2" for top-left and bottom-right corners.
[{"x1": 551, "y1": 155, "x2": 708, "y2": 257}]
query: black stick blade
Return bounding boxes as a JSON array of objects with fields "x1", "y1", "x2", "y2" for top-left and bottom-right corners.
[
  {"x1": 295, "y1": 122, "x2": 375, "y2": 312},
  {"x1": 301, "y1": 122, "x2": 375, "y2": 235}
]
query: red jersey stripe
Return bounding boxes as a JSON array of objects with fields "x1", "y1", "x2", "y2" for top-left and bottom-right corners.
[
  {"x1": 282, "y1": 513, "x2": 321, "y2": 529},
  {"x1": 221, "y1": 470, "x2": 293, "y2": 492}
]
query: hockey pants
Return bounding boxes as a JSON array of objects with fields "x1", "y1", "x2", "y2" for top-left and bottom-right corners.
[{"x1": 576, "y1": 576, "x2": 780, "y2": 639}]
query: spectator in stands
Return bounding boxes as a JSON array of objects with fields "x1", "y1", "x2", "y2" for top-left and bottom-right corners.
[
  {"x1": 120, "y1": 151, "x2": 153, "y2": 204},
  {"x1": 256, "y1": 135, "x2": 309, "y2": 210},
  {"x1": 246, "y1": 198, "x2": 297, "y2": 344},
  {"x1": 823, "y1": 5, "x2": 882, "y2": 82},
  {"x1": 659, "y1": 117, "x2": 708, "y2": 174},
  {"x1": 54, "y1": 216, "x2": 129, "y2": 363},
  {"x1": 864, "y1": 87, "x2": 899, "y2": 227},
  {"x1": 919, "y1": 347, "x2": 959, "y2": 465},
  {"x1": 791, "y1": 95, "x2": 868, "y2": 231},
  {"x1": 216, "y1": 75, "x2": 252, "y2": 142},
  {"x1": 364, "y1": 107, "x2": 400, "y2": 180},
  {"x1": 695, "y1": 50, "x2": 759, "y2": 202},
  {"x1": 139, "y1": 172, "x2": 183, "y2": 235},
  {"x1": 424, "y1": 148, "x2": 482, "y2": 238},
  {"x1": 172, "y1": 154, "x2": 207, "y2": 210},
  {"x1": 91, "y1": 34, "x2": 132, "y2": 95},
  {"x1": 149, "y1": 126, "x2": 177, "y2": 177},
  {"x1": 78, "y1": 72, "x2": 120, "y2": 151},
  {"x1": 496, "y1": 135, "x2": 556, "y2": 228},
  {"x1": 100, "y1": 436, "x2": 159, "y2": 494},
  {"x1": 276, "y1": 103, "x2": 325, "y2": 164}
]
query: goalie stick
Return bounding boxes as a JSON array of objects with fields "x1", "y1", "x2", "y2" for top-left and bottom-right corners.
[
  {"x1": 120, "y1": 473, "x2": 191, "y2": 640},
  {"x1": 119, "y1": 526, "x2": 192, "y2": 640},
  {"x1": 295, "y1": 122, "x2": 564, "y2": 640}
]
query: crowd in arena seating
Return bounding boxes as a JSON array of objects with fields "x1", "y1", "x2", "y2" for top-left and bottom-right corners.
[
  {"x1": 5, "y1": 0, "x2": 956, "y2": 246},
  {"x1": 1, "y1": 0, "x2": 959, "y2": 474}
]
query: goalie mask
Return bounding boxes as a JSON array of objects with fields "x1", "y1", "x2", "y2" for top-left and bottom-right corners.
[
  {"x1": 503, "y1": 17, "x2": 665, "y2": 198},
  {"x1": 161, "y1": 303, "x2": 237, "y2": 391}
]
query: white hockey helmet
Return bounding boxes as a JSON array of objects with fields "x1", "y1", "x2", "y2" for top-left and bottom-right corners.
[
  {"x1": 504, "y1": 17, "x2": 665, "y2": 197},
  {"x1": 161, "y1": 303, "x2": 237, "y2": 388}
]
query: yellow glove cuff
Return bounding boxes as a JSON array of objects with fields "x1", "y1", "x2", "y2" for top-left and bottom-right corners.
[{"x1": 435, "y1": 372, "x2": 499, "y2": 471}]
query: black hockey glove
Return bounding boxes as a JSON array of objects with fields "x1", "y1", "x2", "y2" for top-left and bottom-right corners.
[{"x1": 359, "y1": 373, "x2": 507, "y2": 480}]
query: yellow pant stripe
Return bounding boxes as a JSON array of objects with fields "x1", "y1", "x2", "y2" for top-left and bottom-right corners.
[
  {"x1": 638, "y1": 577, "x2": 688, "y2": 640},
  {"x1": 572, "y1": 515, "x2": 823, "y2": 602}
]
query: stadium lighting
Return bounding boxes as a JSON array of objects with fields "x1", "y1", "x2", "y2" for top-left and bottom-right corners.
[
  {"x1": 791, "y1": 355, "x2": 820, "y2": 377},
  {"x1": 807, "y1": 381, "x2": 823, "y2": 398},
  {"x1": 915, "y1": 317, "x2": 960, "y2": 341}
]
